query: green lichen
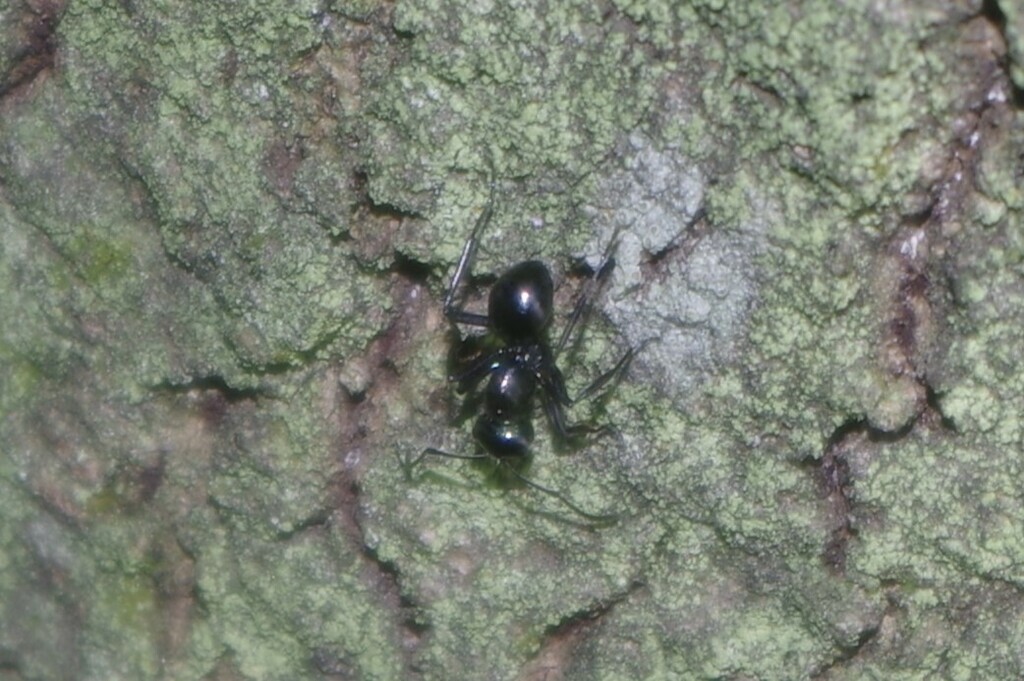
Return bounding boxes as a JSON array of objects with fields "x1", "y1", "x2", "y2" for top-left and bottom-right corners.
[
  {"x1": 362, "y1": 1, "x2": 1024, "y2": 679},
  {"x1": 2, "y1": 0, "x2": 1024, "y2": 679}
]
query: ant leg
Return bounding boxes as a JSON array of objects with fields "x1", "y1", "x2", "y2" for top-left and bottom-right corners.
[
  {"x1": 541, "y1": 390, "x2": 611, "y2": 443},
  {"x1": 570, "y1": 345, "x2": 637, "y2": 405},
  {"x1": 411, "y1": 448, "x2": 615, "y2": 523},
  {"x1": 555, "y1": 226, "x2": 623, "y2": 356},
  {"x1": 543, "y1": 343, "x2": 637, "y2": 408},
  {"x1": 503, "y1": 464, "x2": 617, "y2": 524},
  {"x1": 406, "y1": 446, "x2": 489, "y2": 476},
  {"x1": 443, "y1": 181, "x2": 496, "y2": 328},
  {"x1": 449, "y1": 349, "x2": 503, "y2": 392},
  {"x1": 539, "y1": 343, "x2": 644, "y2": 444},
  {"x1": 415, "y1": 446, "x2": 490, "y2": 464}
]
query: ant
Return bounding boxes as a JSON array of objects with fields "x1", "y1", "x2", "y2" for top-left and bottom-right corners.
[{"x1": 408, "y1": 182, "x2": 636, "y2": 522}]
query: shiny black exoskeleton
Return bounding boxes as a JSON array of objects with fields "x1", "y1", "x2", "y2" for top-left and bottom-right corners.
[
  {"x1": 412, "y1": 184, "x2": 635, "y2": 522},
  {"x1": 458, "y1": 261, "x2": 556, "y2": 456}
]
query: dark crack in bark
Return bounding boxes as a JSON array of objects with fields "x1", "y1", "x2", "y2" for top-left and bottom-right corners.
[
  {"x1": 877, "y1": 6, "x2": 1012, "y2": 436},
  {"x1": 0, "y1": 0, "x2": 66, "y2": 99},
  {"x1": 329, "y1": 254, "x2": 441, "y2": 678},
  {"x1": 150, "y1": 536, "x2": 200, "y2": 679},
  {"x1": 810, "y1": 617, "x2": 882, "y2": 680},
  {"x1": 347, "y1": 168, "x2": 426, "y2": 263},
  {"x1": 517, "y1": 581, "x2": 645, "y2": 681},
  {"x1": 816, "y1": 422, "x2": 859, "y2": 575},
  {"x1": 980, "y1": 0, "x2": 1024, "y2": 106},
  {"x1": 805, "y1": 413, "x2": 926, "y2": 575}
]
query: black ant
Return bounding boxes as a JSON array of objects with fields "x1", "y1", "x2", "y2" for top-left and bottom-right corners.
[{"x1": 408, "y1": 183, "x2": 636, "y2": 522}]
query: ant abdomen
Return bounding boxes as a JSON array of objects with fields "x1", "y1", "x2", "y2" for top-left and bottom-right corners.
[{"x1": 473, "y1": 415, "x2": 534, "y2": 458}]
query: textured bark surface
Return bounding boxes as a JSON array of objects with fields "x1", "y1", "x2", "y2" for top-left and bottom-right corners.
[{"x1": 2, "y1": 1, "x2": 1024, "y2": 679}]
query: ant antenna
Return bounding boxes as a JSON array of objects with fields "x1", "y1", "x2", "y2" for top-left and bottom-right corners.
[
  {"x1": 411, "y1": 447, "x2": 617, "y2": 525},
  {"x1": 504, "y1": 465, "x2": 618, "y2": 525}
]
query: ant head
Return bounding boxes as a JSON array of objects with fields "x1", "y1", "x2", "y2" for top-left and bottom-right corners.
[{"x1": 488, "y1": 260, "x2": 554, "y2": 342}]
